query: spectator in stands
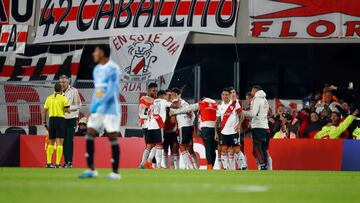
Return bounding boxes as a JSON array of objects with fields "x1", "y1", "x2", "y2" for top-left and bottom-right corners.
[
  {"x1": 351, "y1": 121, "x2": 360, "y2": 139},
  {"x1": 329, "y1": 83, "x2": 360, "y2": 110},
  {"x1": 273, "y1": 112, "x2": 300, "y2": 139},
  {"x1": 330, "y1": 112, "x2": 350, "y2": 139},
  {"x1": 297, "y1": 108, "x2": 311, "y2": 138},
  {"x1": 75, "y1": 117, "x2": 87, "y2": 137},
  {"x1": 314, "y1": 109, "x2": 359, "y2": 139},
  {"x1": 268, "y1": 104, "x2": 284, "y2": 138},
  {"x1": 303, "y1": 112, "x2": 323, "y2": 138}
]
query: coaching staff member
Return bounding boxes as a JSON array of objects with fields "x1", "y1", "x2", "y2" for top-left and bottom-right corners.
[
  {"x1": 243, "y1": 85, "x2": 270, "y2": 170},
  {"x1": 60, "y1": 75, "x2": 82, "y2": 168},
  {"x1": 44, "y1": 83, "x2": 70, "y2": 168}
]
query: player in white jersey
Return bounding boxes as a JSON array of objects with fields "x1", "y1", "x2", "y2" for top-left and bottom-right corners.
[
  {"x1": 138, "y1": 83, "x2": 158, "y2": 169},
  {"x1": 215, "y1": 88, "x2": 243, "y2": 170},
  {"x1": 171, "y1": 88, "x2": 197, "y2": 169},
  {"x1": 229, "y1": 88, "x2": 248, "y2": 170},
  {"x1": 79, "y1": 45, "x2": 122, "y2": 180},
  {"x1": 146, "y1": 90, "x2": 179, "y2": 169}
]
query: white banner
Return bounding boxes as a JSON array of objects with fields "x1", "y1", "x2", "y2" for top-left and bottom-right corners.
[
  {"x1": 249, "y1": 0, "x2": 360, "y2": 38},
  {"x1": 34, "y1": 0, "x2": 239, "y2": 43},
  {"x1": 0, "y1": 24, "x2": 28, "y2": 54},
  {"x1": 110, "y1": 32, "x2": 188, "y2": 81},
  {"x1": 0, "y1": 0, "x2": 35, "y2": 25},
  {"x1": 0, "y1": 49, "x2": 83, "y2": 81}
]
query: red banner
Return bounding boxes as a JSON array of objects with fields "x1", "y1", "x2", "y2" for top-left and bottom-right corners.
[
  {"x1": 250, "y1": 0, "x2": 360, "y2": 38},
  {"x1": 0, "y1": 49, "x2": 83, "y2": 81},
  {"x1": 20, "y1": 136, "x2": 343, "y2": 171}
]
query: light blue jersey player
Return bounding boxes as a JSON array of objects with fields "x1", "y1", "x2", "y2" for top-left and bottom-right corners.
[
  {"x1": 79, "y1": 45, "x2": 122, "y2": 180},
  {"x1": 87, "y1": 58, "x2": 122, "y2": 133}
]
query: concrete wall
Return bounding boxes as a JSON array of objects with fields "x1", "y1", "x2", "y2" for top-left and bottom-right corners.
[{"x1": 28, "y1": 0, "x2": 360, "y2": 45}]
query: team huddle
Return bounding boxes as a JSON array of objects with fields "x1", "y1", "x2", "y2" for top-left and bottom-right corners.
[
  {"x1": 73, "y1": 45, "x2": 272, "y2": 180},
  {"x1": 138, "y1": 83, "x2": 273, "y2": 171}
]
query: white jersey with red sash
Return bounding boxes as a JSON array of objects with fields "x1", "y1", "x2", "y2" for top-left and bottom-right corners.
[
  {"x1": 173, "y1": 99, "x2": 194, "y2": 128},
  {"x1": 138, "y1": 97, "x2": 153, "y2": 128},
  {"x1": 148, "y1": 98, "x2": 172, "y2": 130},
  {"x1": 217, "y1": 100, "x2": 242, "y2": 135}
]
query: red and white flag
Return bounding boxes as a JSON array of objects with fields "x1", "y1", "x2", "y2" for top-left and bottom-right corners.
[
  {"x1": 35, "y1": 0, "x2": 240, "y2": 43},
  {"x1": 250, "y1": 0, "x2": 360, "y2": 38},
  {"x1": 0, "y1": 49, "x2": 83, "y2": 81},
  {"x1": 0, "y1": 24, "x2": 28, "y2": 54},
  {"x1": 274, "y1": 98, "x2": 303, "y2": 116}
]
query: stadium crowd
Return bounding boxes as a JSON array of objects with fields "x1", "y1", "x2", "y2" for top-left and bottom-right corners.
[{"x1": 269, "y1": 84, "x2": 360, "y2": 139}]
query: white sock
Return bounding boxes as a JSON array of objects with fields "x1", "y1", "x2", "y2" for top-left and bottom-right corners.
[
  {"x1": 236, "y1": 151, "x2": 247, "y2": 169},
  {"x1": 155, "y1": 147, "x2": 163, "y2": 168},
  {"x1": 147, "y1": 147, "x2": 156, "y2": 162},
  {"x1": 267, "y1": 155, "x2": 273, "y2": 170},
  {"x1": 174, "y1": 155, "x2": 180, "y2": 169},
  {"x1": 228, "y1": 154, "x2": 235, "y2": 170},
  {"x1": 171, "y1": 154, "x2": 179, "y2": 169},
  {"x1": 191, "y1": 153, "x2": 199, "y2": 169},
  {"x1": 140, "y1": 148, "x2": 150, "y2": 165},
  {"x1": 221, "y1": 153, "x2": 229, "y2": 170},
  {"x1": 218, "y1": 157, "x2": 223, "y2": 169},
  {"x1": 181, "y1": 151, "x2": 194, "y2": 170},
  {"x1": 163, "y1": 153, "x2": 168, "y2": 169}
]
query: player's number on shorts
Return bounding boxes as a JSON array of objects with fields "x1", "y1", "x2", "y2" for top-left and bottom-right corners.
[{"x1": 233, "y1": 137, "x2": 240, "y2": 145}]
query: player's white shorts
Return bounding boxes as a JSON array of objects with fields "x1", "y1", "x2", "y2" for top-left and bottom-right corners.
[{"x1": 87, "y1": 113, "x2": 121, "y2": 134}]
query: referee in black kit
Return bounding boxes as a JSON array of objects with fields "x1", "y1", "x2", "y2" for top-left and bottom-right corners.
[{"x1": 44, "y1": 83, "x2": 71, "y2": 168}]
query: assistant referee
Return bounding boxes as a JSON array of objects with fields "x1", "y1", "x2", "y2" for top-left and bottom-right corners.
[{"x1": 43, "y1": 83, "x2": 70, "y2": 168}]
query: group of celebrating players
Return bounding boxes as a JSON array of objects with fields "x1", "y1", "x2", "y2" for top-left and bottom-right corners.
[
  {"x1": 78, "y1": 45, "x2": 271, "y2": 180},
  {"x1": 138, "y1": 83, "x2": 272, "y2": 171}
]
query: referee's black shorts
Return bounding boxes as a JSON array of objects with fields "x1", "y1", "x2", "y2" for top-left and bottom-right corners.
[{"x1": 48, "y1": 117, "x2": 66, "y2": 139}]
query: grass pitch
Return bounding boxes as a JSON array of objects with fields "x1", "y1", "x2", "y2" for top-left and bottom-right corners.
[{"x1": 0, "y1": 168, "x2": 359, "y2": 203}]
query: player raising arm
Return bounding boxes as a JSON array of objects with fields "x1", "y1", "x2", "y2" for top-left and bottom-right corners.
[
  {"x1": 315, "y1": 109, "x2": 359, "y2": 139},
  {"x1": 171, "y1": 97, "x2": 218, "y2": 170},
  {"x1": 79, "y1": 45, "x2": 122, "y2": 180}
]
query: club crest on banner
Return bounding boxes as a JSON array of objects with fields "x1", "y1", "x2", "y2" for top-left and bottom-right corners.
[
  {"x1": 110, "y1": 32, "x2": 189, "y2": 82},
  {"x1": 125, "y1": 40, "x2": 157, "y2": 80}
]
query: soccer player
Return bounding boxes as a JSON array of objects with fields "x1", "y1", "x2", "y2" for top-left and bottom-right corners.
[
  {"x1": 171, "y1": 97, "x2": 218, "y2": 170},
  {"x1": 79, "y1": 45, "x2": 122, "y2": 180},
  {"x1": 243, "y1": 85, "x2": 270, "y2": 170},
  {"x1": 43, "y1": 83, "x2": 70, "y2": 168},
  {"x1": 163, "y1": 89, "x2": 179, "y2": 169},
  {"x1": 229, "y1": 89, "x2": 247, "y2": 170},
  {"x1": 171, "y1": 88, "x2": 197, "y2": 169},
  {"x1": 59, "y1": 75, "x2": 82, "y2": 168},
  {"x1": 146, "y1": 90, "x2": 179, "y2": 169},
  {"x1": 215, "y1": 88, "x2": 242, "y2": 170},
  {"x1": 138, "y1": 83, "x2": 158, "y2": 169}
]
